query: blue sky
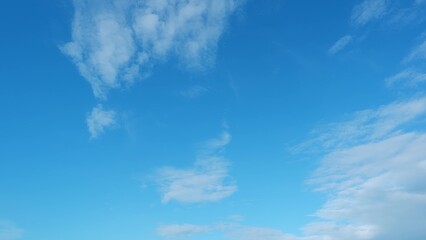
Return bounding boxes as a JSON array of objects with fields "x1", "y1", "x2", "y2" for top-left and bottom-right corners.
[{"x1": 1, "y1": 0, "x2": 426, "y2": 239}]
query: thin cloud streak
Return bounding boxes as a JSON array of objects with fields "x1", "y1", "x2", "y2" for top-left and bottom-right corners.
[
  {"x1": 404, "y1": 39, "x2": 426, "y2": 63},
  {"x1": 385, "y1": 68, "x2": 426, "y2": 86},
  {"x1": 351, "y1": 0, "x2": 388, "y2": 26},
  {"x1": 328, "y1": 35, "x2": 353, "y2": 54}
]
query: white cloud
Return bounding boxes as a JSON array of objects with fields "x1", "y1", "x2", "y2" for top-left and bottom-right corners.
[
  {"x1": 154, "y1": 131, "x2": 237, "y2": 203},
  {"x1": 328, "y1": 35, "x2": 352, "y2": 55},
  {"x1": 309, "y1": 133, "x2": 426, "y2": 240},
  {"x1": 351, "y1": 0, "x2": 388, "y2": 26},
  {"x1": 63, "y1": 0, "x2": 240, "y2": 99},
  {"x1": 385, "y1": 68, "x2": 426, "y2": 86},
  {"x1": 0, "y1": 221, "x2": 23, "y2": 240},
  {"x1": 157, "y1": 97, "x2": 426, "y2": 240},
  {"x1": 86, "y1": 105, "x2": 117, "y2": 138},
  {"x1": 302, "y1": 97, "x2": 426, "y2": 150},
  {"x1": 304, "y1": 97, "x2": 426, "y2": 240},
  {"x1": 157, "y1": 224, "x2": 211, "y2": 238}
]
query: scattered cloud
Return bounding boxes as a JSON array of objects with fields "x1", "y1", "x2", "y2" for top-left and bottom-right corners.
[
  {"x1": 385, "y1": 68, "x2": 426, "y2": 86},
  {"x1": 157, "y1": 224, "x2": 212, "y2": 239},
  {"x1": 328, "y1": 35, "x2": 353, "y2": 55},
  {"x1": 154, "y1": 131, "x2": 237, "y2": 203},
  {"x1": 86, "y1": 104, "x2": 117, "y2": 139},
  {"x1": 157, "y1": 222, "x2": 380, "y2": 240},
  {"x1": 0, "y1": 221, "x2": 23, "y2": 240},
  {"x1": 351, "y1": 0, "x2": 388, "y2": 26},
  {"x1": 180, "y1": 85, "x2": 209, "y2": 99},
  {"x1": 158, "y1": 96, "x2": 426, "y2": 240},
  {"x1": 63, "y1": 0, "x2": 241, "y2": 99}
]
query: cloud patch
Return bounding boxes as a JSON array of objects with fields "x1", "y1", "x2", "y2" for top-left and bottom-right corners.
[
  {"x1": 328, "y1": 35, "x2": 353, "y2": 54},
  {"x1": 154, "y1": 131, "x2": 237, "y2": 203},
  {"x1": 63, "y1": 0, "x2": 240, "y2": 99},
  {"x1": 86, "y1": 105, "x2": 117, "y2": 139}
]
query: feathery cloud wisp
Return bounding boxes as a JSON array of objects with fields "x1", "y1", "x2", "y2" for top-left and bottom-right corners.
[
  {"x1": 351, "y1": 0, "x2": 388, "y2": 26},
  {"x1": 180, "y1": 85, "x2": 209, "y2": 99},
  {"x1": 63, "y1": 0, "x2": 240, "y2": 99},
  {"x1": 328, "y1": 35, "x2": 353, "y2": 54},
  {"x1": 404, "y1": 39, "x2": 426, "y2": 63},
  {"x1": 385, "y1": 68, "x2": 426, "y2": 86},
  {"x1": 154, "y1": 131, "x2": 237, "y2": 203}
]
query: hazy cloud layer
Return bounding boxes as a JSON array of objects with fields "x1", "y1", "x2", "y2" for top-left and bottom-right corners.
[
  {"x1": 63, "y1": 0, "x2": 240, "y2": 99},
  {"x1": 154, "y1": 131, "x2": 237, "y2": 203},
  {"x1": 0, "y1": 221, "x2": 23, "y2": 240}
]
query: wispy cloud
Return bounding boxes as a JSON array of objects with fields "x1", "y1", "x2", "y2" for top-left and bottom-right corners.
[
  {"x1": 351, "y1": 0, "x2": 388, "y2": 26},
  {"x1": 305, "y1": 96, "x2": 426, "y2": 240},
  {"x1": 157, "y1": 224, "x2": 212, "y2": 239},
  {"x1": 328, "y1": 35, "x2": 353, "y2": 55},
  {"x1": 154, "y1": 131, "x2": 237, "y2": 203},
  {"x1": 158, "y1": 96, "x2": 426, "y2": 240},
  {"x1": 180, "y1": 85, "x2": 209, "y2": 99},
  {"x1": 0, "y1": 221, "x2": 23, "y2": 240},
  {"x1": 226, "y1": 227, "x2": 297, "y2": 240},
  {"x1": 299, "y1": 97, "x2": 426, "y2": 150},
  {"x1": 63, "y1": 0, "x2": 240, "y2": 99},
  {"x1": 86, "y1": 105, "x2": 117, "y2": 139},
  {"x1": 385, "y1": 68, "x2": 426, "y2": 86},
  {"x1": 404, "y1": 39, "x2": 426, "y2": 63}
]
